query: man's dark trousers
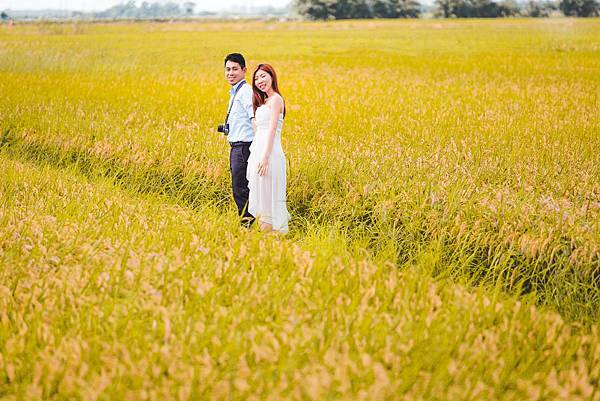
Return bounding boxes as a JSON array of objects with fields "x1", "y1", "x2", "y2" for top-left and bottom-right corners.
[{"x1": 229, "y1": 141, "x2": 254, "y2": 223}]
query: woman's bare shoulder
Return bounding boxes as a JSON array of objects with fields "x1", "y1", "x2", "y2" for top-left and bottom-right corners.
[
  {"x1": 272, "y1": 93, "x2": 284, "y2": 109},
  {"x1": 266, "y1": 94, "x2": 283, "y2": 109}
]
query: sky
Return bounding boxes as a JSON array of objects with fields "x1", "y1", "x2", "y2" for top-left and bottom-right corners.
[{"x1": 0, "y1": 0, "x2": 290, "y2": 12}]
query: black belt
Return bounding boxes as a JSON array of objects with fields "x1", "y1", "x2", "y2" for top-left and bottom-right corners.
[{"x1": 229, "y1": 141, "x2": 252, "y2": 147}]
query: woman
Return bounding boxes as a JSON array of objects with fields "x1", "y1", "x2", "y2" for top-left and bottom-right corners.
[{"x1": 247, "y1": 64, "x2": 290, "y2": 233}]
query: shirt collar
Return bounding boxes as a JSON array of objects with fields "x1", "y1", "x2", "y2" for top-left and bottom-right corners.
[{"x1": 230, "y1": 79, "x2": 246, "y2": 95}]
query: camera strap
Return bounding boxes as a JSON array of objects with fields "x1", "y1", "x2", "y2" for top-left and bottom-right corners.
[{"x1": 224, "y1": 80, "x2": 246, "y2": 127}]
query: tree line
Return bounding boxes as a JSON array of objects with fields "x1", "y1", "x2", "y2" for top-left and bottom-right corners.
[
  {"x1": 1, "y1": 0, "x2": 598, "y2": 21},
  {"x1": 91, "y1": 1, "x2": 197, "y2": 19},
  {"x1": 1, "y1": 1, "x2": 198, "y2": 20},
  {"x1": 294, "y1": 0, "x2": 599, "y2": 18},
  {"x1": 295, "y1": 0, "x2": 421, "y2": 18}
]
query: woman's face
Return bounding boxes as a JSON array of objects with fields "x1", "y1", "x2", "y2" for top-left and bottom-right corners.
[{"x1": 254, "y1": 69, "x2": 272, "y2": 93}]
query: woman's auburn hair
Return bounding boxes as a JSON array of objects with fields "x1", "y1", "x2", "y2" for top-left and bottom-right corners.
[{"x1": 252, "y1": 63, "x2": 286, "y2": 118}]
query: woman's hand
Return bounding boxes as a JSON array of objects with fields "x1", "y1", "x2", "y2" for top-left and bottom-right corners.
[{"x1": 257, "y1": 156, "x2": 269, "y2": 176}]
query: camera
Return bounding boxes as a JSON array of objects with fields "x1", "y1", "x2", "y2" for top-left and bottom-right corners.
[{"x1": 217, "y1": 123, "x2": 229, "y2": 135}]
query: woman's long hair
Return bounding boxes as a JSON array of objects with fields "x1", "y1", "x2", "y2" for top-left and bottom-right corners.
[{"x1": 252, "y1": 63, "x2": 285, "y2": 118}]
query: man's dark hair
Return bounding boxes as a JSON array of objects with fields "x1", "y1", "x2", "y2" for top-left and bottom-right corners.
[{"x1": 224, "y1": 53, "x2": 246, "y2": 69}]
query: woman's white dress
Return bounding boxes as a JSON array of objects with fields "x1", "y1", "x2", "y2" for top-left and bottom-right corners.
[{"x1": 247, "y1": 103, "x2": 290, "y2": 233}]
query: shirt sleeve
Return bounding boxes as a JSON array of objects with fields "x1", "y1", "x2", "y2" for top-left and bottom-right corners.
[{"x1": 240, "y1": 84, "x2": 254, "y2": 120}]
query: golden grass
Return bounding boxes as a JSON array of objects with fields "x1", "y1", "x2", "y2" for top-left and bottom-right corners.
[
  {"x1": 0, "y1": 18, "x2": 599, "y2": 399},
  {"x1": 0, "y1": 155, "x2": 598, "y2": 400}
]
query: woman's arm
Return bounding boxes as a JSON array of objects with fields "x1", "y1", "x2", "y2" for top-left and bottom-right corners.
[
  {"x1": 257, "y1": 95, "x2": 283, "y2": 176},
  {"x1": 263, "y1": 95, "x2": 282, "y2": 159}
]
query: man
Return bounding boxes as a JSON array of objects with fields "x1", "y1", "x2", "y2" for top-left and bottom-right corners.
[{"x1": 222, "y1": 53, "x2": 254, "y2": 225}]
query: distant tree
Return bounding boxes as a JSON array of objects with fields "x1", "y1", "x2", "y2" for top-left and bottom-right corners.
[
  {"x1": 370, "y1": 0, "x2": 421, "y2": 16},
  {"x1": 525, "y1": 0, "x2": 557, "y2": 16},
  {"x1": 349, "y1": 0, "x2": 372, "y2": 18},
  {"x1": 330, "y1": 0, "x2": 373, "y2": 18},
  {"x1": 388, "y1": 0, "x2": 422, "y2": 17},
  {"x1": 95, "y1": 0, "x2": 136, "y2": 18},
  {"x1": 434, "y1": 0, "x2": 519, "y2": 17},
  {"x1": 120, "y1": 1, "x2": 138, "y2": 18},
  {"x1": 163, "y1": 2, "x2": 182, "y2": 17},
  {"x1": 148, "y1": 3, "x2": 162, "y2": 18},
  {"x1": 371, "y1": 0, "x2": 390, "y2": 16},
  {"x1": 93, "y1": 1, "x2": 186, "y2": 19},
  {"x1": 434, "y1": 0, "x2": 454, "y2": 16},
  {"x1": 295, "y1": 0, "x2": 421, "y2": 18},
  {"x1": 1, "y1": 11, "x2": 8, "y2": 21},
  {"x1": 559, "y1": 0, "x2": 599, "y2": 16},
  {"x1": 140, "y1": 1, "x2": 152, "y2": 17},
  {"x1": 497, "y1": 0, "x2": 520, "y2": 15},
  {"x1": 331, "y1": 0, "x2": 352, "y2": 18},
  {"x1": 295, "y1": 0, "x2": 334, "y2": 19},
  {"x1": 183, "y1": 2, "x2": 196, "y2": 16}
]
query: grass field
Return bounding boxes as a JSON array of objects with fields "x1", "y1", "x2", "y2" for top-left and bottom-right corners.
[{"x1": 0, "y1": 18, "x2": 599, "y2": 400}]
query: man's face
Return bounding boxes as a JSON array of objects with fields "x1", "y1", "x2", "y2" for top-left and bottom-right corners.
[{"x1": 225, "y1": 61, "x2": 246, "y2": 86}]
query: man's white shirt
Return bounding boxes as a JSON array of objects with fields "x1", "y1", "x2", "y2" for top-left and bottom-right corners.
[{"x1": 226, "y1": 80, "x2": 255, "y2": 143}]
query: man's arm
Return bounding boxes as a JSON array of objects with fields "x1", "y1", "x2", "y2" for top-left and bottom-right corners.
[{"x1": 242, "y1": 85, "x2": 255, "y2": 122}]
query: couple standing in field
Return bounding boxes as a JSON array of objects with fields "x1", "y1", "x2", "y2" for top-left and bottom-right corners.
[{"x1": 221, "y1": 53, "x2": 290, "y2": 233}]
